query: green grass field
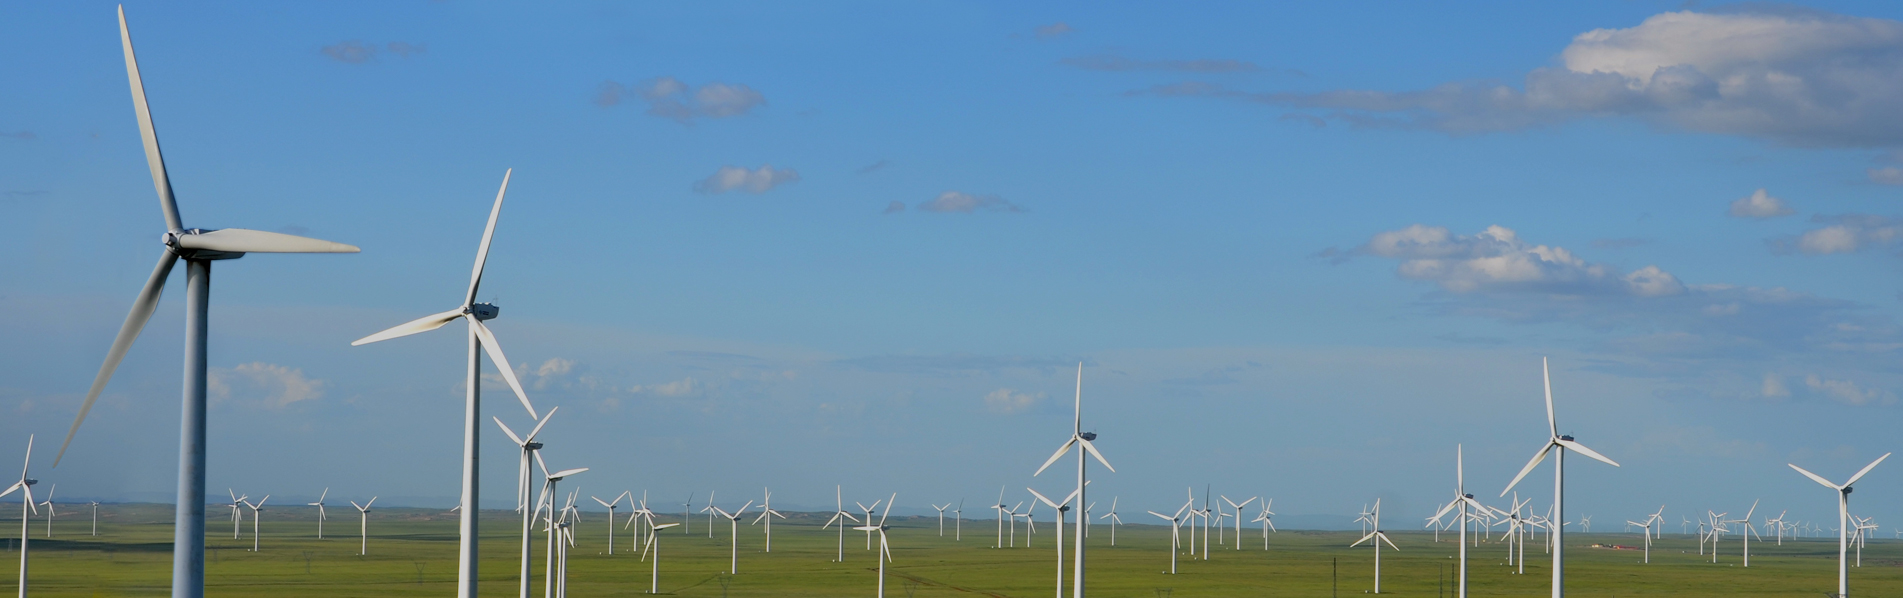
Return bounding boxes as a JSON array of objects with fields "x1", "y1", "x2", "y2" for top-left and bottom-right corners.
[{"x1": 3, "y1": 505, "x2": 1900, "y2": 596}]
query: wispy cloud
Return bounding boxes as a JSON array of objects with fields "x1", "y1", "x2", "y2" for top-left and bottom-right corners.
[
  {"x1": 881, "y1": 201, "x2": 905, "y2": 214},
  {"x1": 984, "y1": 388, "x2": 1045, "y2": 413},
  {"x1": 1772, "y1": 214, "x2": 1903, "y2": 254},
  {"x1": 857, "y1": 160, "x2": 889, "y2": 174},
  {"x1": 596, "y1": 76, "x2": 766, "y2": 123},
  {"x1": 1334, "y1": 224, "x2": 1683, "y2": 296},
  {"x1": 321, "y1": 40, "x2": 426, "y2": 64},
  {"x1": 1034, "y1": 22, "x2": 1074, "y2": 40},
  {"x1": 209, "y1": 362, "x2": 324, "y2": 408},
  {"x1": 1728, "y1": 189, "x2": 1793, "y2": 219},
  {"x1": 917, "y1": 191, "x2": 1024, "y2": 214},
  {"x1": 693, "y1": 165, "x2": 801, "y2": 194},
  {"x1": 837, "y1": 353, "x2": 1078, "y2": 376},
  {"x1": 1062, "y1": 55, "x2": 1263, "y2": 73}
]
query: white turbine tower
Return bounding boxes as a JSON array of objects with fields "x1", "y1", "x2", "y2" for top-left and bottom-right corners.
[
  {"x1": 1790, "y1": 453, "x2": 1889, "y2": 597},
  {"x1": 853, "y1": 499, "x2": 897, "y2": 598},
  {"x1": 991, "y1": 487, "x2": 1009, "y2": 548},
  {"x1": 640, "y1": 522, "x2": 681, "y2": 594},
  {"x1": 1430, "y1": 445, "x2": 1487, "y2": 598},
  {"x1": 1146, "y1": 498, "x2": 1192, "y2": 575},
  {"x1": 495, "y1": 408, "x2": 558, "y2": 598},
  {"x1": 751, "y1": 488, "x2": 786, "y2": 552},
  {"x1": 1725, "y1": 500, "x2": 1762, "y2": 567},
  {"x1": 36, "y1": 486, "x2": 56, "y2": 538},
  {"x1": 954, "y1": 499, "x2": 964, "y2": 541},
  {"x1": 1028, "y1": 487, "x2": 1080, "y2": 598},
  {"x1": 90, "y1": 501, "x2": 101, "y2": 537},
  {"x1": 58, "y1": 12, "x2": 361, "y2": 598},
  {"x1": 702, "y1": 491, "x2": 719, "y2": 539},
  {"x1": 308, "y1": 489, "x2": 329, "y2": 540},
  {"x1": 350, "y1": 497, "x2": 376, "y2": 556},
  {"x1": 822, "y1": 486, "x2": 860, "y2": 562},
  {"x1": 1351, "y1": 498, "x2": 1400, "y2": 594},
  {"x1": 243, "y1": 495, "x2": 268, "y2": 551},
  {"x1": 1500, "y1": 358, "x2": 1620, "y2": 598},
  {"x1": 1032, "y1": 363, "x2": 1114, "y2": 598},
  {"x1": 712, "y1": 499, "x2": 755, "y2": 574},
  {"x1": 932, "y1": 503, "x2": 951, "y2": 537},
  {"x1": 4, "y1": 436, "x2": 39, "y2": 598},
  {"x1": 226, "y1": 490, "x2": 247, "y2": 539},
  {"x1": 592, "y1": 492, "x2": 628, "y2": 555},
  {"x1": 858, "y1": 497, "x2": 883, "y2": 550},
  {"x1": 1099, "y1": 497, "x2": 1122, "y2": 546},
  {"x1": 1221, "y1": 496, "x2": 1257, "y2": 551},
  {"x1": 352, "y1": 168, "x2": 541, "y2": 598},
  {"x1": 1253, "y1": 499, "x2": 1277, "y2": 549}
]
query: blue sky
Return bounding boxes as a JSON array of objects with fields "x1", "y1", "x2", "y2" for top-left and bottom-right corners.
[{"x1": 5, "y1": 1, "x2": 1903, "y2": 531}]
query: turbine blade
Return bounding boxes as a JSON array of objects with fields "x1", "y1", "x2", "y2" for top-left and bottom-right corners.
[
  {"x1": 552, "y1": 468, "x2": 588, "y2": 479},
  {"x1": 1027, "y1": 487, "x2": 1056, "y2": 509},
  {"x1": 351, "y1": 308, "x2": 462, "y2": 346},
  {"x1": 493, "y1": 417, "x2": 525, "y2": 446},
  {"x1": 1542, "y1": 357, "x2": 1557, "y2": 437},
  {"x1": 1845, "y1": 453, "x2": 1892, "y2": 487},
  {"x1": 469, "y1": 317, "x2": 538, "y2": 419},
  {"x1": 1501, "y1": 442, "x2": 1553, "y2": 497},
  {"x1": 1350, "y1": 532, "x2": 1375, "y2": 547},
  {"x1": 1079, "y1": 438, "x2": 1115, "y2": 472},
  {"x1": 174, "y1": 228, "x2": 358, "y2": 253},
  {"x1": 1788, "y1": 463, "x2": 1840, "y2": 489},
  {"x1": 1033, "y1": 438, "x2": 1076, "y2": 476},
  {"x1": 1380, "y1": 532, "x2": 1400, "y2": 551},
  {"x1": 467, "y1": 169, "x2": 511, "y2": 306},
  {"x1": 118, "y1": 6, "x2": 182, "y2": 231},
  {"x1": 1556, "y1": 438, "x2": 1620, "y2": 467},
  {"x1": 524, "y1": 406, "x2": 559, "y2": 442},
  {"x1": 58, "y1": 251, "x2": 177, "y2": 466}
]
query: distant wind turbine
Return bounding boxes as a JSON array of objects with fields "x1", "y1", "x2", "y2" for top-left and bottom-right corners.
[
  {"x1": 243, "y1": 495, "x2": 268, "y2": 551},
  {"x1": 308, "y1": 489, "x2": 329, "y2": 539},
  {"x1": 751, "y1": 488, "x2": 786, "y2": 552},
  {"x1": 1221, "y1": 496, "x2": 1257, "y2": 551},
  {"x1": 822, "y1": 486, "x2": 860, "y2": 562},
  {"x1": 592, "y1": 491, "x2": 629, "y2": 555},
  {"x1": 1099, "y1": 497, "x2": 1122, "y2": 546},
  {"x1": 1032, "y1": 363, "x2": 1115, "y2": 598},
  {"x1": 1350, "y1": 498, "x2": 1400, "y2": 594},
  {"x1": 1430, "y1": 445, "x2": 1487, "y2": 598},
  {"x1": 1028, "y1": 487, "x2": 1080, "y2": 598},
  {"x1": 932, "y1": 503, "x2": 951, "y2": 537},
  {"x1": 640, "y1": 522, "x2": 681, "y2": 594},
  {"x1": 4, "y1": 436, "x2": 40, "y2": 598},
  {"x1": 350, "y1": 497, "x2": 377, "y2": 556},
  {"x1": 1252, "y1": 498, "x2": 1276, "y2": 549},
  {"x1": 1500, "y1": 358, "x2": 1619, "y2": 598},
  {"x1": 496, "y1": 409, "x2": 558, "y2": 598},
  {"x1": 853, "y1": 497, "x2": 897, "y2": 598},
  {"x1": 1146, "y1": 498, "x2": 1191, "y2": 575},
  {"x1": 712, "y1": 499, "x2": 756, "y2": 574}
]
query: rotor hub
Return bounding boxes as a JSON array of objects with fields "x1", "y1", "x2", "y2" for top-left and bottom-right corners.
[{"x1": 1079, "y1": 432, "x2": 1097, "y2": 441}]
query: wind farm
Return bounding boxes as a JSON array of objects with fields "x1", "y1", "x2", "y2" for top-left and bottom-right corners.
[{"x1": 10, "y1": 3, "x2": 1903, "y2": 598}]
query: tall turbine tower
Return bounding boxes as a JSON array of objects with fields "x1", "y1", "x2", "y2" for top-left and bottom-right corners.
[
  {"x1": 58, "y1": 11, "x2": 361, "y2": 598},
  {"x1": 1033, "y1": 363, "x2": 1114, "y2": 598},
  {"x1": 352, "y1": 169, "x2": 541, "y2": 598},
  {"x1": 1501, "y1": 358, "x2": 1620, "y2": 598}
]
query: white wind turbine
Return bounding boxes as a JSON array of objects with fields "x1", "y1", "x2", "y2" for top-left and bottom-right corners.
[
  {"x1": 226, "y1": 490, "x2": 246, "y2": 539},
  {"x1": 36, "y1": 486, "x2": 56, "y2": 538},
  {"x1": 89, "y1": 501, "x2": 101, "y2": 537},
  {"x1": 1221, "y1": 496, "x2": 1257, "y2": 551},
  {"x1": 1724, "y1": 500, "x2": 1763, "y2": 567},
  {"x1": 1765, "y1": 510, "x2": 1787, "y2": 545},
  {"x1": 531, "y1": 454, "x2": 585, "y2": 598},
  {"x1": 592, "y1": 491, "x2": 629, "y2": 555},
  {"x1": 991, "y1": 487, "x2": 1009, "y2": 548},
  {"x1": 712, "y1": 499, "x2": 756, "y2": 574},
  {"x1": 954, "y1": 499, "x2": 964, "y2": 541},
  {"x1": 1252, "y1": 499, "x2": 1277, "y2": 549},
  {"x1": 640, "y1": 522, "x2": 682, "y2": 594},
  {"x1": 59, "y1": 12, "x2": 361, "y2": 598},
  {"x1": 823, "y1": 486, "x2": 860, "y2": 562},
  {"x1": 1018, "y1": 500, "x2": 1038, "y2": 547},
  {"x1": 350, "y1": 497, "x2": 376, "y2": 556},
  {"x1": 1033, "y1": 363, "x2": 1116, "y2": 598},
  {"x1": 1500, "y1": 358, "x2": 1619, "y2": 598},
  {"x1": 1429, "y1": 445, "x2": 1488, "y2": 598},
  {"x1": 751, "y1": 488, "x2": 786, "y2": 552},
  {"x1": 932, "y1": 503, "x2": 951, "y2": 537},
  {"x1": 680, "y1": 492, "x2": 695, "y2": 536},
  {"x1": 1146, "y1": 498, "x2": 1192, "y2": 575},
  {"x1": 858, "y1": 496, "x2": 884, "y2": 550},
  {"x1": 1351, "y1": 498, "x2": 1400, "y2": 594},
  {"x1": 495, "y1": 408, "x2": 558, "y2": 598},
  {"x1": 623, "y1": 491, "x2": 654, "y2": 545},
  {"x1": 4, "y1": 436, "x2": 39, "y2": 598},
  {"x1": 853, "y1": 499, "x2": 897, "y2": 598},
  {"x1": 243, "y1": 495, "x2": 269, "y2": 551},
  {"x1": 308, "y1": 489, "x2": 329, "y2": 540},
  {"x1": 1028, "y1": 487, "x2": 1081, "y2": 598},
  {"x1": 1099, "y1": 497, "x2": 1122, "y2": 546},
  {"x1": 1792, "y1": 453, "x2": 1889, "y2": 598},
  {"x1": 351, "y1": 167, "x2": 540, "y2": 598},
  {"x1": 701, "y1": 491, "x2": 719, "y2": 539}
]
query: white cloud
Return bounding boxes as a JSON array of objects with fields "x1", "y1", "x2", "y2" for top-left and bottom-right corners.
[
  {"x1": 650, "y1": 377, "x2": 701, "y2": 397},
  {"x1": 917, "y1": 191, "x2": 1024, "y2": 214},
  {"x1": 595, "y1": 77, "x2": 766, "y2": 123},
  {"x1": 693, "y1": 165, "x2": 801, "y2": 194},
  {"x1": 1063, "y1": 55, "x2": 1262, "y2": 73},
  {"x1": 1728, "y1": 189, "x2": 1793, "y2": 218},
  {"x1": 1356, "y1": 224, "x2": 1683, "y2": 296},
  {"x1": 209, "y1": 362, "x2": 324, "y2": 408},
  {"x1": 983, "y1": 388, "x2": 1044, "y2": 414},
  {"x1": 1805, "y1": 374, "x2": 1892, "y2": 405},
  {"x1": 1762, "y1": 373, "x2": 1790, "y2": 398},
  {"x1": 1139, "y1": 9, "x2": 1903, "y2": 147},
  {"x1": 1778, "y1": 214, "x2": 1903, "y2": 254},
  {"x1": 1870, "y1": 166, "x2": 1903, "y2": 185}
]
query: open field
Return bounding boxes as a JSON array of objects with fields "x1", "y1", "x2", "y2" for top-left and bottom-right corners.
[{"x1": 4, "y1": 504, "x2": 1902, "y2": 597}]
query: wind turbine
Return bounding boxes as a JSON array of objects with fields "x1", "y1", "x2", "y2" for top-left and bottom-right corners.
[
  {"x1": 702, "y1": 491, "x2": 719, "y2": 539},
  {"x1": 1430, "y1": 445, "x2": 1488, "y2": 598},
  {"x1": 680, "y1": 492, "x2": 694, "y2": 536},
  {"x1": 822, "y1": 486, "x2": 860, "y2": 562},
  {"x1": 1221, "y1": 496, "x2": 1257, "y2": 551},
  {"x1": 226, "y1": 490, "x2": 246, "y2": 539},
  {"x1": 712, "y1": 499, "x2": 755, "y2": 574},
  {"x1": 1724, "y1": 500, "x2": 1762, "y2": 567},
  {"x1": 1791, "y1": 453, "x2": 1889, "y2": 598},
  {"x1": 351, "y1": 168, "x2": 539, "y2": 598},
  {"x1": 36, "y1": 486, "x2": 56, "y2": 538},
  {"x1": 242, "y1": 495, "x2": 268, "y2": 551},
  {"x1": 308, "y1": 489, "x2": 329, "y2": 539},
  {"x1": 1028, "y1": 487, "x2": 1080, "y2": 598},
  {"x1": 954, "y1": 499, "x2": 964, "y2": 541},
  {"x1": 992, "y1": 487, "x2": 1009, "y2": 548},
  {"x1": 4, "y1": 436, "x2": 39, "y2": 598},
  {"x1": 59, "y1": 11, "x2": 361, "y2": 598},
  {"x1": 1099, "y1": 497, "x2": 1122, "y2": 546},
  {"x1": 932, "y1": 503, "x2": 951, "y2": 537},
  {"x1": 592, "y1": 491, "x2": 628, "y2": 555},
  {"x1": 350, "y1": 497, "x2": 376, "y2": 555},
  {"x1": 1033, "y1": 363, "x2": 1115, "y2": 598},
  {"x1": 1500, "y1": 358, "x2": 1619, "y2": 598},
  {"x1": 1350, "y1": 498, "x2": 1400, "y2": 594},
  {"x1": 1146, "y1": 498, "x2": 1191, "y2": 574},
  {"x1": 531, "y1": 455, "x2": 585, "y2": 598},
  {"x1": 495, "y1": 408, "x2": 557, "y2": 598},
  {"x1": 858, "y1": 497, "x2": 883, "y2": 550},
  {"x1": 623, "y1": 491, "x2": 654, "y2": 544},
  {"x1": 1252, "y1": 499, "x2": 1276, "y2": 549},
  {"x1": 90, "y1": 501, "x2": 101, "y2": 536},
  {"x1": 640, "y1": 522, "x2": 681, "y2": 594},
  {"x1": 751, "y1": 488, "x2": 786, "y2": 552},
  {"x1": 853, "y1": 498, "x2": 897, "y2": 598}
]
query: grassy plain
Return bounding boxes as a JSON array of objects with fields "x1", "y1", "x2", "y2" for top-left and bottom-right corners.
[{"x1": 3, "y1": 504, "x2": 1900, "y2": 596}]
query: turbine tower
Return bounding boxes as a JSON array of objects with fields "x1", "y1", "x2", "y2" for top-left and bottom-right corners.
[
  {"x1": 1350, "y1": 498, "x2": 1400, "y2": 594},
  {"x1": 350, "y1": 497, "x2": 376, "y2": 556},
  {"x1": 1790, "y1": 453, "x2": 1889, "y2": 598},
  {"x1": 1429, "y1": 445, "x2": 1487, "y2": 598},
  {"x1": 352, "y1": 168, "x2": 541, "y2": 598},
  {"x1": 4, "y1": 436, "x2": 39, "y2": 598},
  {"x1": 307, "y1": 489, "x2": 329, "y2": 539},
  {"x1": 751, "y1": 488, "x2": 787, "y2": 552},
  {"x1": 59, "y1": 11, "x2": 360, "y2": 598},
  {"x1": 1033, "y1": 363, "x2": 1114, "y2": 598},
  {"x1": 1500, "y1": 358, "x2": 1620, "y2": 598}
]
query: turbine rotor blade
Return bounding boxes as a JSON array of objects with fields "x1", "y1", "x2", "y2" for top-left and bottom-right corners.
[
  {"x1": 469, "y1": 317, "x2": 538, "y2": 419},
  {"x1": 1079, "y1": 437, "x2": 1115, "y2": 472},
  {"x1": 118, "y1": 6, "x2": 182, "y2": 231},
  {"x1": 58, "y1": 251, "x2": 177, "y2": 466},
  {"x1": 1555, "y1": 438, "x2": 1620, "y2": 467},
  {"x1": 351, "y1": 308, "x2": 462, "y2": 346},
  {"x1": 174, "y1": 228, "x2": 358, "y2": 254},
  {"x1": 1788, "y1": 463, "x2": 1839, "y2": 490},
  {"x1": 1845, "y1": 453, "x2": 1892, "y2": 487},
  {"x1": 1501, "y1": 442, "x2": 1554, "y2": 497},
  {"x1": 467, "y1": 169, "x2": 511, "y2": 306},
  {"x1": 1542, "y1": 357, "x2": 1557, "y2": 438},
  {"x1": 1033, "y1": 438, "x2": 1076, "y2": 476}
]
